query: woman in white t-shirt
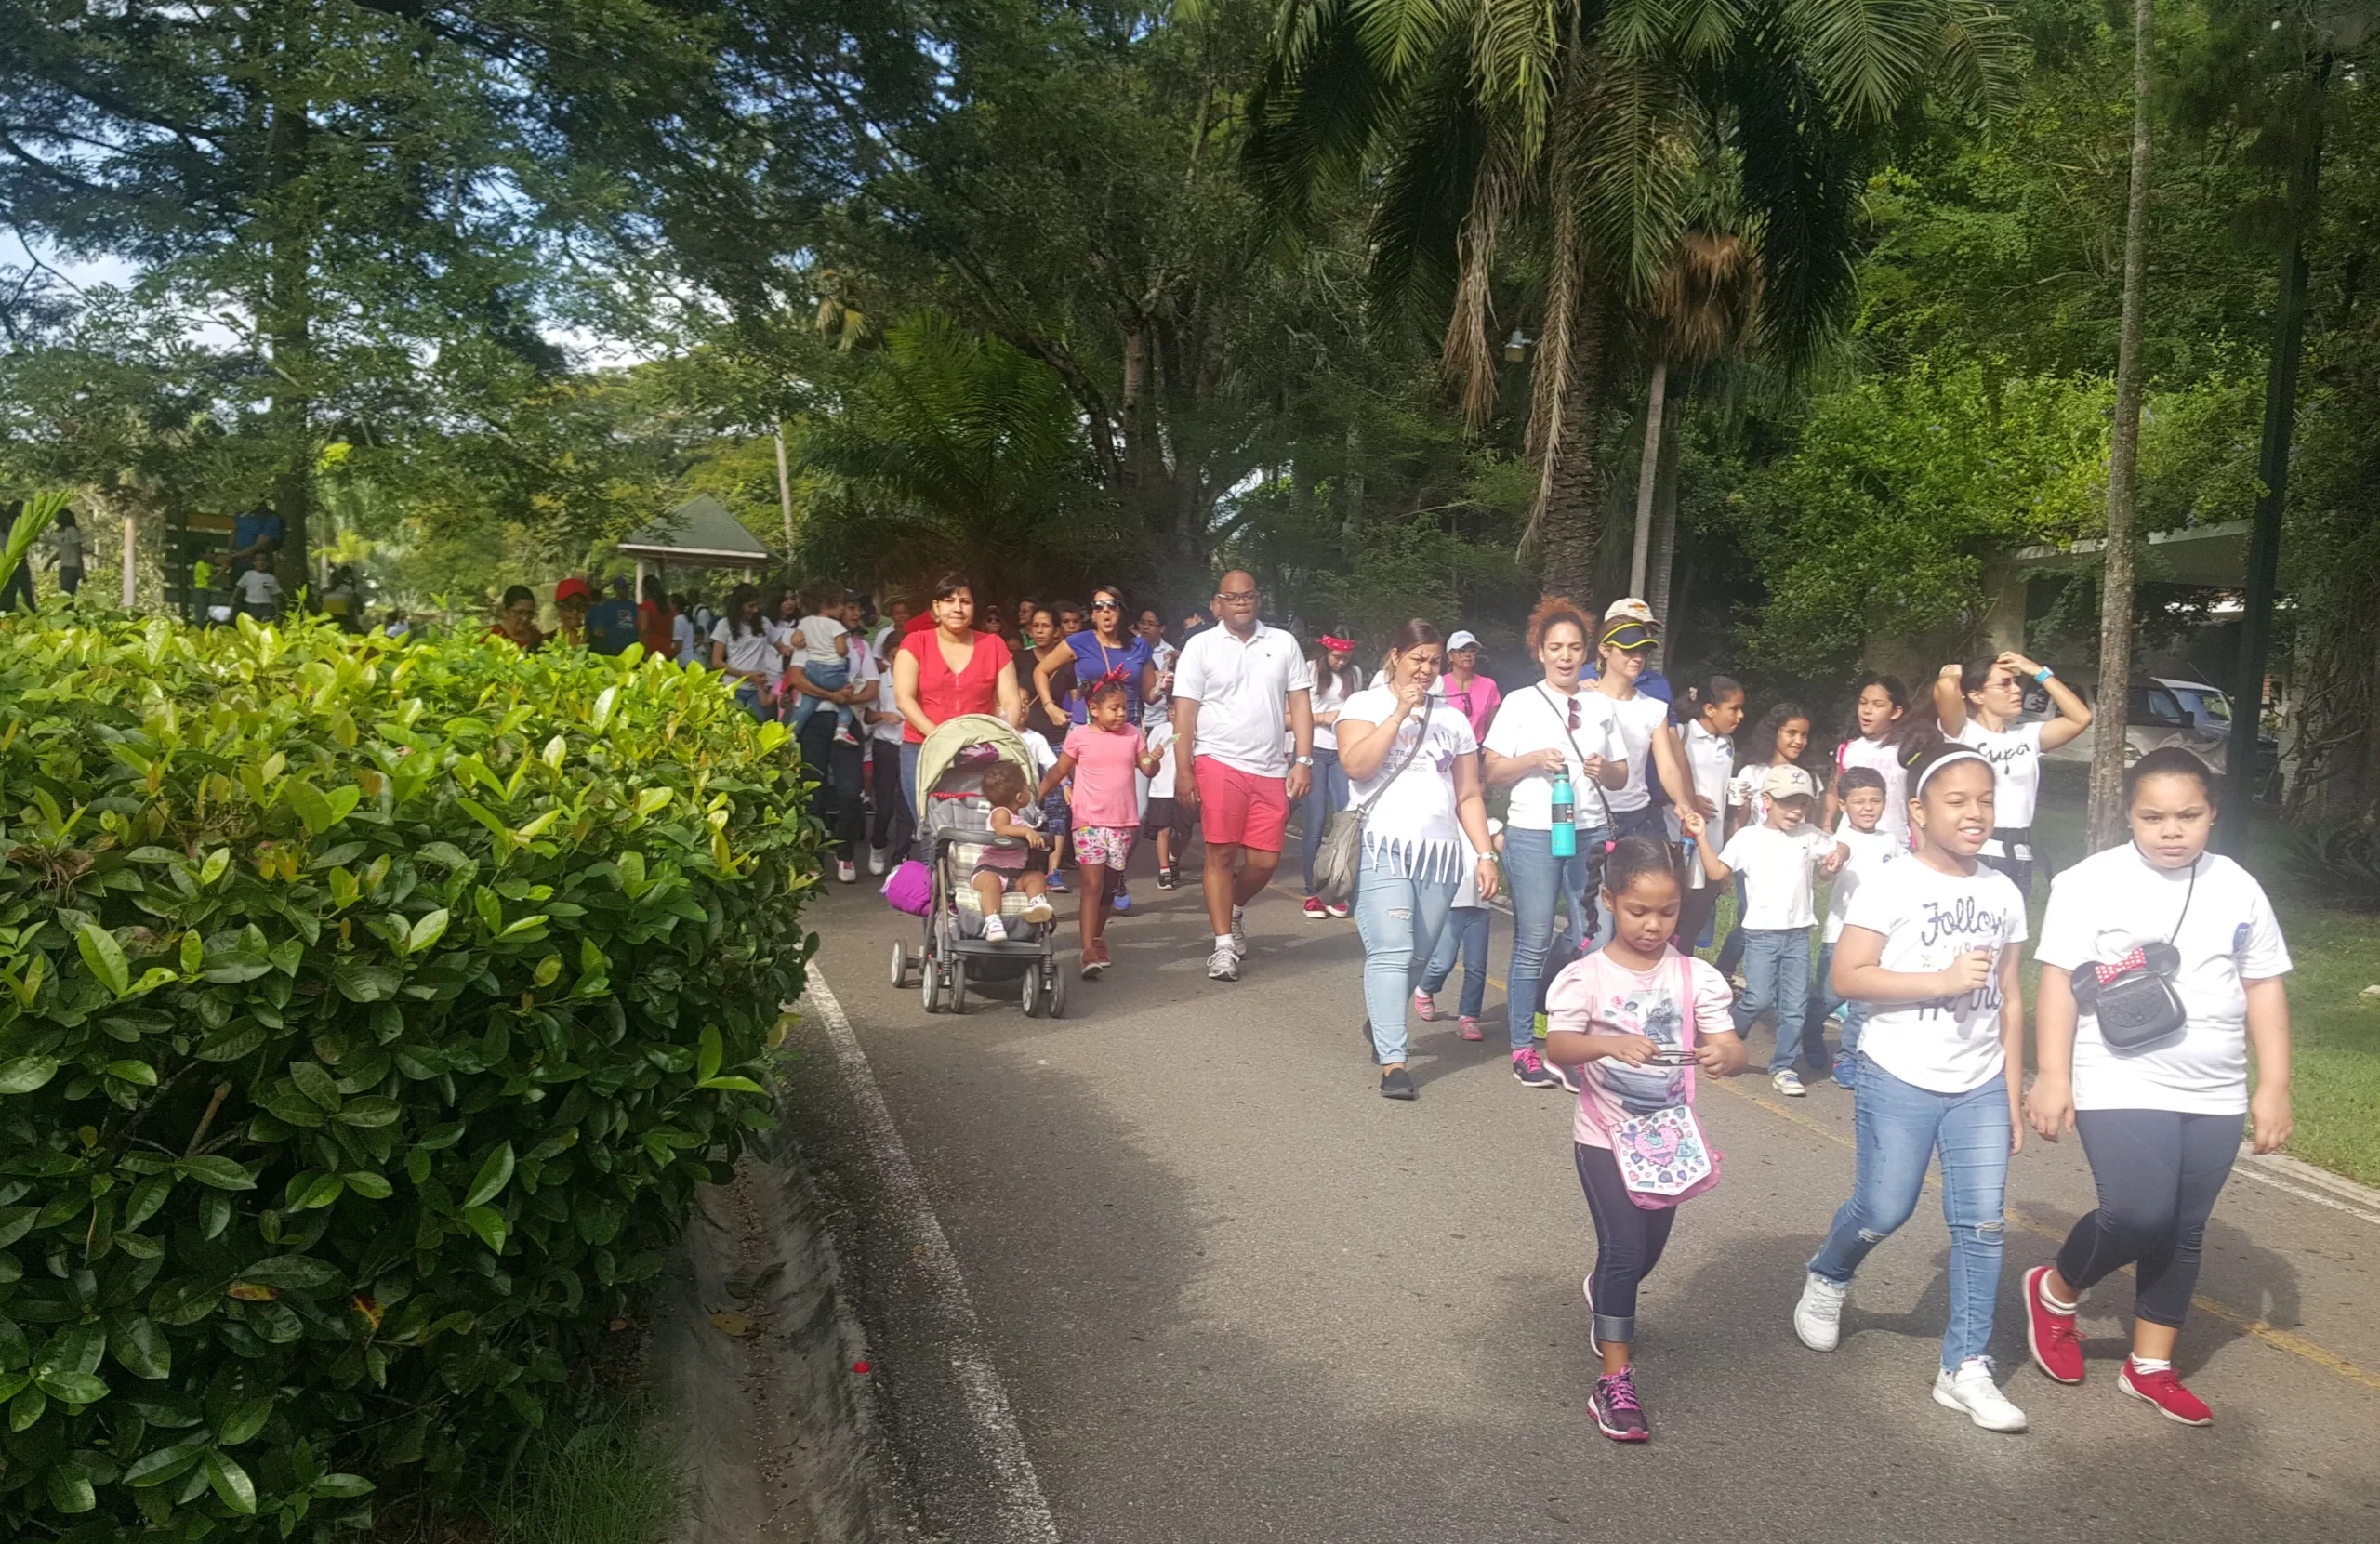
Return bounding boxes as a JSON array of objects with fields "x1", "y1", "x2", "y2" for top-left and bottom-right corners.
[
  {"x1": 1301, "y1": 634, "x2": 1364, "y2": 917},
  {"x1": 1336, "y1": 620, "x2": 1499, "y2": 1102},
  {"x1": 2018, "y1": 747, "x2": 2291, "y2": 1428},
  {"x1": 1932, "y1": 651, "x2": 2092, "y2": 894},
  {"x1": 1590, "y1": 618, "x2": 1696, "y2": 842},
  {"x1": 1483, "y1": 600, "x2": 1628, "y2": 1089},
  {"x1": 710, "y1": 584, "x2": 779, "y2": 719},
  {"x1": 1794, "y1": 742, "x2": 2032, "y2": 1435}
]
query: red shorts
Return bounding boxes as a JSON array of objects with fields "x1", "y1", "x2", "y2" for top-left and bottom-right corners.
[{"x1": 1192, "y1": 757, "x2": 1289, "y2": 852}]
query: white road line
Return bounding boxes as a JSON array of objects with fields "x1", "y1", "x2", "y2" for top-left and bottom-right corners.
[
  {"x1": 801, "y1": 972, "x2": 1062, "y2": 1544},
  {"x1": 2233, "y1": 1148, "x2": 2380, "y2": 1228}
]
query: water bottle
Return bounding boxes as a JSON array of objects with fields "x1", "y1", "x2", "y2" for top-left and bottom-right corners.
[{"x1": 1550, "y1": 771, "x2": 1576, "y2": 857}]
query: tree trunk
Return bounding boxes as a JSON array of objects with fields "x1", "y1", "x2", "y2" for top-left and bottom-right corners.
[
  {"x1": 1538, "y1": 301, "x2": 1607, "y2": 606},
  {"x1": 264, "y1": 9, "x2": 313, "y2": 598},
  {"x1": 1646, "y1": 402, "x2": 1682, "y2": 654},
  {"x1": 2088, "y1": 0, "x2": 2155, "y2": 852},
  {"x1": 1628, "y1": 355, "x2": 1668, "y2": 598}
]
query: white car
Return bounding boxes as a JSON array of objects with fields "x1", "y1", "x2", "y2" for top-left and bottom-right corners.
[{"x1": 2040, "y1": 676, "x2": 2234, "y2": 774}]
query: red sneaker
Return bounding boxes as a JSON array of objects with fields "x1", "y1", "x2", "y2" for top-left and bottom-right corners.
[
  {"x1": 1302, "y1": 896, "x2": 1327, "y2": 919},
  {"x1": 2024, "y1": 1266, "x2": 2084, "y2": 1386},
  {"x1": 2119, "y1": 1361, "x2": 2213, "y2": 1426}
]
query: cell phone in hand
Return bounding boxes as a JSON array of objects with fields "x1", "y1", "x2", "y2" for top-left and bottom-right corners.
[{"x1": 1643, "y1": 1047, "x2": 1695, "y2": 1067}]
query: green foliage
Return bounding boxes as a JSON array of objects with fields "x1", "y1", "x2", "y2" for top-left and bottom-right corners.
[
  {"x1": 0, "y1": 614, "x2": 816, "y2": 1537},
  {"x1": 487, "y1": 1402, "x2": 684, "y2": 1544},
  {"x1": 2281, "y1": 825, "x2": 2380, "y2": 913}
]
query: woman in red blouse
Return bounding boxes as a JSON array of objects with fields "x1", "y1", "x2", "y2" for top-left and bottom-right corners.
[{"x1": 891, "y1": 574, "x2": 1025, "y2": 837}]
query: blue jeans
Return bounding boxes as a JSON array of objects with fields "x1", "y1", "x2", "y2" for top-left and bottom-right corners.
[
  {"x1": 1501, "y1": 825, "x2": 1607, "y2": 1053},
  {"x1": 791, "y1": 657, "x2": 854, "y2": 733},
  {"x1": 1421, "y1": 904, "x2": 1490, "y2": 1019},
  {"x1": 1733, "y1": 925, "x2": 1813, "y2": 1073},
  {"x1": 898, "y1": 741, "x2": 923, "y2": 854},
  {"x1": 1808, "y1": 1057, "x2": 2013, "y2": 1370},
  {"x1": 1300, "y1": 746, "x2": 1351, "y2": 893},
  {"x1": 1804, "y1": 942, "x2": 1871, "y2": 1068},
  {"x1": 1355, "y1": 845, "x2": 1457, "y2": 1067},
  {"x1": 734, "y1": 681, "x2": 772, "y2": 721}
]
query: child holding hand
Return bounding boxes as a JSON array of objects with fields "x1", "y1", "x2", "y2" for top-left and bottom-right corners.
[
  {"x1": 1038, "y1": 680, "x2": 1161, "y2": 978},
  {"x1": 972, "y1": 761, "x2": 1056, "y2": 944}
]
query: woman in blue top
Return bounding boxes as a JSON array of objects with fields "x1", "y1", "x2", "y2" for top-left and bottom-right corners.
[{"x1": 1032, "y1": 583, "x2": 1158, "y2": 727}]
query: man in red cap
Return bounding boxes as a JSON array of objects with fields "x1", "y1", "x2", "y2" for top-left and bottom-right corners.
[{"x1": 553, "y1": 576, "x2": 591, "y2": 649}]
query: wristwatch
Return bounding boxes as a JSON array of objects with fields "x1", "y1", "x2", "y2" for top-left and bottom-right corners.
[{"x1": 1295, "y1": 754, "x2": 1315, "y2": 766}]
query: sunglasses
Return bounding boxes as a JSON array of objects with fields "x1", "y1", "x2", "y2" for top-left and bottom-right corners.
[
  {"x1": 1091, "y1": 600, "x2": 1121, "y2": 612},
  {"x1": 1567, "y1": 699, "x2": 1584, "y2": 729}
]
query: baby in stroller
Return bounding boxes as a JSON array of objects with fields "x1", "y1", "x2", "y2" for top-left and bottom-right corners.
[{"x1": 972, "y1": 761, "x2": 1058, "y2": 943}]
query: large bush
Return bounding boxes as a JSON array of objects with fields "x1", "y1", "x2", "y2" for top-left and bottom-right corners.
[{"x1": 0, "y1": 613, "x2": 816, "y2": 1538}]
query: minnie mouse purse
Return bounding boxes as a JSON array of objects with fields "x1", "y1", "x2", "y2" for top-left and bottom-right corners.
[{"x1": 2069, "y1": 858, "x2": 2197, "y2": 1054}]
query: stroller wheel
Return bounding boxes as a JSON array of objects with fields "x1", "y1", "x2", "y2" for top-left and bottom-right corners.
[
  {"x1": 920, "y1": 961, "x2": 944, "y2": 1014},
  {"x1": 1021, "y1": 966, "x2": 1045, "y2": 1018},
  {"x1": 1046, "y1": 965, "x2": 1067, "y2": 1020},
  {"x1": 889, "y1": 941, "x2": 909, "y2": 989},
  {"x1": 947, "y1": 958, "x2": 968, "y2": 1016}
]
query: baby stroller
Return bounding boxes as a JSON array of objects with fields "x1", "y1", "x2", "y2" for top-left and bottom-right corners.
[{"x1": 887, "y1": 714, "x2": 1067, "y2": 1018}]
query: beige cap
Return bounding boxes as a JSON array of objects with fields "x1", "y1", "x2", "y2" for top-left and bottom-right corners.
[
  {"x1": 1761, "y1": 765, "x2": 1817, "y2": 801},
  {"x1": 1604, "y1": 597, "x2": 1657, "y2": 625}
]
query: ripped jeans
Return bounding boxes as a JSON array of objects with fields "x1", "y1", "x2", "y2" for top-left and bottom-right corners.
[
  {"x1": 1807, "y1": 1055, "x2": 2012, "y2": 1371},
  {"x1": 1353, "y1": 843, "x2": 1457, "y2": 1068}
]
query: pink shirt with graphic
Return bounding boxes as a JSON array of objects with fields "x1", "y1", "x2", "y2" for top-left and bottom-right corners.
[
  {"x1": 1062, "y1": 722, "x2": 1147, "y2": 830},
  {"x1": 1544, "y1": 946, "x2": 1737, "y2": 1149}
]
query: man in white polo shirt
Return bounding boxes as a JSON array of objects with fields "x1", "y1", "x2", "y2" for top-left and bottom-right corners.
[{"x1": 1172, "y1": 570, "x2": 1315, "y2": 982}]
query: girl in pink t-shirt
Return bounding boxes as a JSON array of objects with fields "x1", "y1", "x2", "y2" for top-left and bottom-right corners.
[
  {"x1": 1038, "y1": 680, "x2": 1159, "y2": 978},
  {"x1": 1543, "y1": 836, "x2": 1746, "y2": 1442}
]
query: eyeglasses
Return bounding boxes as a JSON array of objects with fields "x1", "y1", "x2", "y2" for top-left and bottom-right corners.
[{"x1": 1215, "y1": 590, "x2": 1259, "y2": 604}]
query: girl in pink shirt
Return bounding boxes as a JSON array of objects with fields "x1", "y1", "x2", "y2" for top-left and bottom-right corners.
[
  {"x1": 1543, "y1": 836, "x2": 1746, "y2": 1442},
  {"x1": 1038, "y1": 680, "x2": 1160, "y2": 978}
]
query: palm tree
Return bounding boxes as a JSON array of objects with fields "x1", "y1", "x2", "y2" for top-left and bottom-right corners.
[{"x1": 1247, "y1": 0, "x2": 2012, "y2": 601}]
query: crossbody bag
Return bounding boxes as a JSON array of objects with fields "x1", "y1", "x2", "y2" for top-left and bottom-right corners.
[
  {"x1": 1312, "y1": 697, "x2": 1435, "y2": 908},
  {"x1": 2069, "y1": 855, "x2": 2198, "y2": 1054}
]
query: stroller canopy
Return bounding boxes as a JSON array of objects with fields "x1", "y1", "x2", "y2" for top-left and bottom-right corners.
[{"x1": 913, "y1": 714, "x2": 1034, "y2": 801}]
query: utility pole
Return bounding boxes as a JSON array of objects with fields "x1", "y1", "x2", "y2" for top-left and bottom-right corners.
[{"x1": 773, "y1": 418, "x2": 798, "y2": 556}]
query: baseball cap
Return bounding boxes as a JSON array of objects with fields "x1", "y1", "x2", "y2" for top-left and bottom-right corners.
[
  {"x1": 554, "y1": 576, "x2": 592, "y2": 603},
  {"x1": 1600, "y1": 619, "x2": 1658, "y2": 652},
  {"x1": 1761, "y1": 765, "x2": 1817, "y2": 801},
  {"x1": 1604, "y1": 597, "x2": 1657, "y2": 626},
  {"x1": 1446, "y1": 629, "x2": 1480, "y2": 652}
]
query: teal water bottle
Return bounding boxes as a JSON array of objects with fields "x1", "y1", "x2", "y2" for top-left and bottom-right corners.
[{"x1": 1550, "y1": 771, "x2": 1577, "y2": 857}]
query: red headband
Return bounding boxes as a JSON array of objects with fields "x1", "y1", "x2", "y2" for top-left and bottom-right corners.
[{"x1": 1318, "y1": 634, "x2": 1355, "y2": 652}]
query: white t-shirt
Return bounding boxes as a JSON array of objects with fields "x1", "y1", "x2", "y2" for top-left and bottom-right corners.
[
  {"x1": 235, "y1": 568, "x2": 282, "y2": 606},
  {"x1": 1823, "y1": 825, "x2": 1906, "y2": 944},
  {"x1": 1842, "y1": 857, "x2": 2028, "y2": 1094},
  {"x1": 796, "y1": 614, "x2": 848, "y2": 667},
  {"x1": 1311, "y1": 668, "x2": 1356, "y2": 752},
  {"x1": 711, "y1": 619, "x2": 778, "y2": 679},
  {"x1": 1681, "y1": 721, "x2": 1734, "y2": 818},
  {"x1": 2034, "y1": 846, "x2": 2292, "y2": 1115},
  {"x1": 1954, "y1": 719, "x2": 2044, "y2": 839},
  {"x1": 1483, "y1": 684, "x2": 1623, "y2": 831},
  {"x1": 1835, "y1": 735, "x2": 1911, "y2": 844},
  {"x1": 1601, "y1": 691, "x2": 1673, "y2": 812},
  {"x1": 1717, "y1": 824, "x2": 1841, "y2": 930},
  {"x1": 672, "y1": 614, "x2": 703, "y2": 669},
  {"x1": 1172, "y1": 621, "x2": 1315, "y2": 778},
  {"x1": 1728, "y1": 760, "x2": 1776, "y2": 830},
  {"x1": 1336, "y1": 688, "x2": 1480, "y2": 868}
]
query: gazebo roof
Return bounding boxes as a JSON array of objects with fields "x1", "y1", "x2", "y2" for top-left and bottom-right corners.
[{"x1": 617, "y1": 494, "x2": 774, "y2": 568}]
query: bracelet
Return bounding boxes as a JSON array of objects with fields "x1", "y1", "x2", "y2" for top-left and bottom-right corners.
[{"x1": 2034, "y1": 666, "x2": 2054, "y2": 684}]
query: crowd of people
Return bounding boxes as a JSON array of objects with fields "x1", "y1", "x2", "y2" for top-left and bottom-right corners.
[{"x1": 459, "y1": 564, "x2": 2297, "y2": 1453}]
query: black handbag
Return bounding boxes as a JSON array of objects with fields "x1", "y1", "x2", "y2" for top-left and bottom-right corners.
[{"x1": 2069, "y1": 859, "x2": 2197, "y2": 1054}]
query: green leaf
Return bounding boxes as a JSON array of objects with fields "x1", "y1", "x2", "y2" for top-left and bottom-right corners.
[
  {"x1": 407, "y1": 908, "x2": 450, "y2": 955},
  {"x1": 289, "y1": 1061, "x2": 340, "y2": 1110},
  {"x1": 205, "y1": 1448, "x2": 258, "y2": 1514},
  {"x1": 10, "y1": 1383, "x2": 46, "y2": 1432},
  {"x1": 698, "y1": 1025, "x2": 723, "y2": 1085},
  {"x1": 105, "y1": 1059, "x2": 160, "y2": 1087},
  {"x1": 177, "y1": 1156, "x2": 257, "y2": 1191},
  {"x1": 334, "y1": 1096, "x2": 401, "y2": 1128},
  {"x1": 290, "y1": 1174, "x2": 345, "y2": 1211},
  {"x1": 0, "y1": 1056, "x2": 59, "y2": 1095},
  {"x1": 233, "y1": 1255, "x2": 341, "y2": 1292},
  {"x1": 47, "y1": 1467, "x2": 97, "y2": 1513},
  {"x1": 126, "y1": 1442, "x2": 209, "y2": 1487},
  {"x1": 591, "y1": 686, "x2": 619, "y2": 732},
  {"x1": 342, "y1": 1170, "x2": 393, "y2": 1200},
  {"x1": 77, "y1": 922, "x2": 131, "y2": 996},
  {"x1": 36, "y1": 1367, "x2": 109, "y2": 1405},
  {"x1": 699, "y1": 1076, "x2": 768, "y2": 1095},
  {"x1": 496, "y1": 913, "x2": 551, "y2": 940},
  {"x1": 313, "y1": 1472, "x2": 375, "y2": 1498},
  {"x1": 179, "y1": 930, "x2": 204, "y2": 973},
  {"x1": 199, "y1": 847, "x2": 231, "y2": 886},
  {"x1": 112, "y1": 1315, "x2": 172, "y2": 1379},
  {"x1": 124, "y1": 1172, "x2": 174, "y2": 1229},
  {"x1": 462, "y1": 1205, "x2": 509, "y2": 1253},
  {"x1": 284, "y1": 782, "x2": 336, "y2": 836},
  {"x1": 216, "y1": 1394, "x2": 273, "y2": 1445},
  {"x1": 465, "y1": 1142, "x2": 515, "y2": 1207},
  {"x1": 635, "y1": 787, "x2": 671, "y2": 815}
]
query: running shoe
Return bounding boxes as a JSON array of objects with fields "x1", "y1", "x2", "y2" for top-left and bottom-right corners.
[
  {"x1": 1512, "y1": 1047, "x2": 1564, "y2": 1089},
  {"x1": 1111, "y1": 886, "x2": 1130, "y2": 913},
  {"x1": 1379, "y1": 1066, "x2": 1416, "y2": 1101},
  {"x1": 1324, "y1": 901, "x2": 1350, "y2": 919},
  {"x1": 1412, "y1": 986, "x2": 1436, "y2": 1022},
  {"x1": 1019, "y1": 895, "x2": 1055, "y2": 925},
  {"x1": 980, "y1": 917, "x2": 1009, "y2": 944},
  {"x1": 836, "y1": 858, "x2": 857, "y2": 884},
  {"x1": 1934, "y1": 1357, "x2": 2027, "y2": 1432},
  {"x1": 2023, "y1": 1266, "x2": 2084, "y2": 1386},
  {"x1": 2118, "y1": 1360, "x2": 2213, "y2": 1426},
  {"x1": 1047, "y1": 870, "x2": 1067, "y2": 893},
  {"x1": 1230, "y1": 906, "x2": 1248, "y2": 955},
  {"x1": 867, "y1": 848, "x2": 888, "y2": 878},
  {"x1": 1157, "y1": 866, "x2": 1178, "y2": 890},
  {"x1": 1456, "y1": 1016, "x2": 1484, "y2": 1042},
  {"x1": 1303, "y1": 896, "x2": 1326, "y2": 919},
  {"x1": 1793, "y1": 1272, "x2": 1847, "y2": 1352},
  {"x1": 1081, "y1": 942, "x2": 1108, "y2": 980},
  {"x1": 834, "y1": 724, "x2": 860, "y2": 747},
  {"x1": 1589, "y1": 1367, "x2": 1650, "y2": 1443},
  {"x1": 1205, "y1": 944, "x2": 1239, "y2": 982},
  {"x1": 1772, "y1": 1069, "x2": 1806, "y2": 1098}
]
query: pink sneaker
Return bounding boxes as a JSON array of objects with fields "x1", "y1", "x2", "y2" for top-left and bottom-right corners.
[
  {"x1": 2119, "y1": 1361, "x2": 2213, "y2": 1426},
  {"x1": 1456, "y1": 1015, "x2": 1484, "y2": 1041},
  {"x1": 1513, "y1": 1047, "x2": 1564, "y2": 1089},
  {"x1": 1302, "y1": 896, "x2": 1326, "y2": 919},
  {"x1": 1411, "y1": 987, "x2": 1436, "y2": 1022}
]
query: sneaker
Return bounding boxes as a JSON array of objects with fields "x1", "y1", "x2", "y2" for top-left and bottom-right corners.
[
  {"x1": 1325, "y1": 901, "x2": 1350, "y2": 919},
  {"x1": 2118, "y1": 1359, "x2": 2213, "y2": 1426},
  {"x1": 1081, "y1": 943, "x2": 1107, "y2": 980},
  {"x1": 1793, "y1": 1272, "x2": 1847, "y2": 1352},
  {"x1": 1303, "y1": 896, "x2": 1326, "y2": 919},
  {"x1": 1456, "y1": 1015, "x2": 1484, "y2": 1042},
  {"x1": 980, "y1": 916, "x2": 1008, "y2": 944},
  {"x1": 1512, "y1": 1047, "x2": 1564, "y2": 1089},
  {"x1": 1157, "y1": 866, "x2": 1178, "y2": 890},
  {"x1": 1589, "y1": 1367, "x2": 1650, "y2": 1443},
  {"x1": 1380, "y1": 1066, "x2": 1416, "y2": 1101},
  {"x1": 1545, "y1": 1059, "x2": 1580, "y2": 1093},
  {"x1": 1019, "y1": 895, "x2": 1055, "y2": 925},
  {"x1": 1831, "y1": 1057, "x2": 1856, "y2": 1090},
  {"x1": 836, "y1": 858, "x2": 857, "y2": 884},
  {"x1": 2023, "y1": 1267, "x2": 2084, "y2": 1386},
  {"x1": 1111, "y1": 886, "x2": 1130, "y2": 913},
  {"x1": 1772, "y1": 1069, "x2": 1806, "y2": 1098},
  {"x1": 834, "y1": 724, "x2": 860, "y2": 746},
  {"x1": 1047, "y1": 870, "x2": 1067, "y2": 893},
  {"x1": 868, "y1": 848, "x2": 889, "y2": 877},
  {"x1": 1206, "y1": 944, "x2": 1239, "y2": 982},
  {"x1": 1412, "y1": 987, "x2": 1436, "y2": 1022},
  {"x1": 1230, "y1": 906, "x2": 1248, "y2": 954},
  {"x1": 1933, "y1": 1357, "x2": 2028, "y2": 1432}
]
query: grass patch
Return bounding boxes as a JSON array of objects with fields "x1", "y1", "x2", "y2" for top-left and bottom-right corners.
[{"x1": 489, "y1": 1405, "x2": 687, "y2": 1544}]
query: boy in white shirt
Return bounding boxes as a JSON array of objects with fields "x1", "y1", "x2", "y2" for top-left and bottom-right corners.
[
  {"x1": 1136, "y1": 721, "x2": 1192, "y2": 890},
  {"x1": 1802, "y1": 767, "x2": 1903, "y2": 1089},
  {"x1": 1683, "y1": 765, "x2": 1846, "y2": 1095}
]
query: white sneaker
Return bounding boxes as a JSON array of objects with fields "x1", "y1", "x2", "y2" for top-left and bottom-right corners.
[
  {"x1": 836, "y1": 858, "x2": 857, "y2": 884},
  {"x1": 1773, "y1": 1069, "x2": 1806, "y2": 1097},
  {"x1": 1229, "y1": 906, "x2": 1248, "y2": 957},
  {"x1": 1933, "y1": 1357, "x2": 2028, "y2": 1432},
  {"x1": 1793, "y1": 1272, "x2": 1848, "y2": 1352},
  {"x1": 1019, "y1": 896, "x2": 1055, "y2": 925},
  {"x1": 868, "y1": 848, "x2": 888, "y2": 877},
  {"x1": 981, "y1": 917, "x2": 1008, "y2": 944},
  {"x1": 1206, "y1": 944, "x2": 1240, "y2": 982}
]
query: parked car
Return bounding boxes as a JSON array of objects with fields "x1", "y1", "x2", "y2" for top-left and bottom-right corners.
[{"x1": 2039, "y1": 676, "x2": 2239, "y2": 774}]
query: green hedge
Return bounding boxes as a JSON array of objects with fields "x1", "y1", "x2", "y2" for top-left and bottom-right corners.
[{"x1": 0, "y1": 614, "x2": 817, "y2": 1538}]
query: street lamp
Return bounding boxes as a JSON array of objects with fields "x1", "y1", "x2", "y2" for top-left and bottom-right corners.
[{"x1": 1502, "y1": 327, "x2": 1532, "y2": 363}]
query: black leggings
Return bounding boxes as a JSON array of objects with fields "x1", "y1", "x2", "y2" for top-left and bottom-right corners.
[
  {"x1": 1576, "y1": 1142, "x2": 1676, "y2": 1346},
  {"x1": 2056, "y1": 1109, "x2": 2240, "y2": 1329}
]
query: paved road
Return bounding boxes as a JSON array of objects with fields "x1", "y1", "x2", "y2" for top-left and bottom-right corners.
[{"x1": 782, "y1": 865, "x2": 2380, "y2": 1544}]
